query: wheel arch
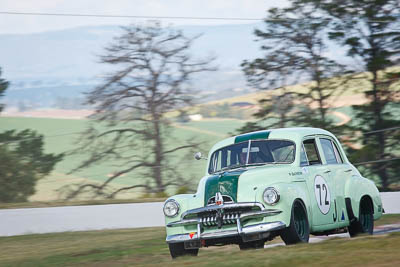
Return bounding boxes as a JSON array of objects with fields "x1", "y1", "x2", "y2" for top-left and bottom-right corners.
[
  {"x1": 293, "y1": 197, "x2": 307, "y2": 211},
  {"x1": 346, "y1": 194, "x2": 374, "y2": 223},
  {"x1": 360, "y1": 194, "x2": 374, "y2": 214},
  {"x1": 269, "y1": 182, "x2": 312, "y2": 227},
  {"x1": 291, "y1": 197, "x2": 310, "y2": 227},
  {"x1": 344, "y1": 174, "x2": 382, "y2": 221}
]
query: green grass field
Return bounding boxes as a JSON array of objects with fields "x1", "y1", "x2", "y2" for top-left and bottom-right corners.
[
  {"x1": 0, "y1": 214, "x2": 399, "y2": 266},
  {"x1": 0, "y1": 116, "x2": 244, "y2": 201},
  {"x1": 1, "y1": 65, "x2": 398, "y2": 202}
]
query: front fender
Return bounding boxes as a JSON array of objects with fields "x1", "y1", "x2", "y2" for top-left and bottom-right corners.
[
  {"x1": 253, "y1": 182, "x2": 312, "y2": 227},
  {"x1": 164, "y1": 194, "x2": 200, "y2": 236}
]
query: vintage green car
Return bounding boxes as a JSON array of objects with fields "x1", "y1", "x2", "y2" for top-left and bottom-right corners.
[{"x1": 163, "y1": 127, "x2": 383, "y2": 258}]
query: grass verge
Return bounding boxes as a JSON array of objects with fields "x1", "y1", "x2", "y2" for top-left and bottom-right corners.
[
  {"x1": 374, "y1": 214, "x2": 400, "y2": 227},
  {"x1": 0, "y1": 198, "x2": 166, "y2": 210},
  {"x1": 0, "y1": 215, "x2": 399, "y2": 266}
]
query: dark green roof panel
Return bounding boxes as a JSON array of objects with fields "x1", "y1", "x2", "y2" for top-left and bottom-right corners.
[{"x1": 234, "y1": 131, "x2": 270, "y2": 143}]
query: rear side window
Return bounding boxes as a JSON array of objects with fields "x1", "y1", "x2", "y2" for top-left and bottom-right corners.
[
  {"x1": 332, "y1": 141, "x2": 343, "y2": 164},
  {"x1": 320, "y1": 138, "x2": 340, "y2": 164},
  {"x1": 303, "y1": 139, "x2": 321, "y2": 165}
]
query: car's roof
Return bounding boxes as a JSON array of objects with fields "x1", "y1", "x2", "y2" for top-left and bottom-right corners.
[
  {"x1": 267, "y1": 127, "x2": 333, "y2": 139},
  {"x1": 209, "y1": 127, "x2": 335, "y2": 153}
]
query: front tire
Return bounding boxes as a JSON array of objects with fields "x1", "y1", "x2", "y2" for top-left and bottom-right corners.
[
  {"x1": 168, "y1": 243, "x2": 199, "y2": 258},
  {"x1": 281, "y1": 200, "x2": 310, "y2": 245},
  {"x1": 348, "y1": 197, "x2": 374, "y2": 237}
]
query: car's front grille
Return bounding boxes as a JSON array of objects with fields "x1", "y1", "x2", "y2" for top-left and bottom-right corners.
[
  {"x1": 200, "y1": 212, "x2": 240, "y2": 226},
  {"x1": 180, "y1": 203, "x2": 264, "y2": 228},
  {"x1": 167, "y1": 202, "x2": 281, "y2": 229}
]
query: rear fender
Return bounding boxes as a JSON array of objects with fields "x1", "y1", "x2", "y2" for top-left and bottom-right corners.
[{"x1": 344, "y1": 175, "x2": 383, "y2": 221}]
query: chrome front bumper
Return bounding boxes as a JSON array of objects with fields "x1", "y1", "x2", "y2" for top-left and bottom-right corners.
[
  {"x1": 166, "y1": 221, "x2": 286, "y2": 243},
  {"x1": 166, "y1": 202, "x2": 285, "y2": 243}
]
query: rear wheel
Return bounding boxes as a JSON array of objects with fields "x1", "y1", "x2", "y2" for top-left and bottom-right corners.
[
  {"x1": 168, "y1": 242, "x2": 199, "y2": 258},
  {"x1": 281, "y1": 200, "x2": 310, "y2": 245},
  {"x1": 348, "y1": 197, "x2": 374, "y2": 237}
]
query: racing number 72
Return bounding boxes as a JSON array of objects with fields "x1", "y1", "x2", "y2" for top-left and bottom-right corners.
[{"x1": 316, "y1": 184, "x2": 329, "y2": 206}]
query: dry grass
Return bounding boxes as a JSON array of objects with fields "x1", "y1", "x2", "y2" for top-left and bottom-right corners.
[{"x1": 1, "y1": 215, "x2": 400, "y2": 266}]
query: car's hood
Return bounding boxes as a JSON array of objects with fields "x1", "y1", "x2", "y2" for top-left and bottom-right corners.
[
  {"x1": 201, "y1": 164, "x2": 292, "y2": 207},
  {"x1": 203, "y1": 169, "x2": 246, "y2": 206}
]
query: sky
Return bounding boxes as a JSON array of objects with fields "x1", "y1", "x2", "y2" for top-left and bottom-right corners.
[{"x1": 0, "y1": 0, "x2": 288, "y2": 34}]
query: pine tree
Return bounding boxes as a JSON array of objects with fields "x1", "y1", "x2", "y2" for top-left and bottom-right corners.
[
  {"x1": 0, "y1": 69, "x2": 63, "y2": 202},
  {"x1": 240, "y1": 0, "x2": 349, "y2": 134},
  {"x1": 318, "y1": 0, "x2": 400, "y2": 190}
]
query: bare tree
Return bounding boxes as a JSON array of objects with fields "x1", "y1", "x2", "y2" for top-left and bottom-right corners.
[{"x1": 64, "y1": 23, "x2": 214, "y2": 199}]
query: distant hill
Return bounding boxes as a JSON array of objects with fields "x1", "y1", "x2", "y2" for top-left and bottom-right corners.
[
  {"x1": 0, "y1": 23, "x2": 349, "y2": 109},
  {"x1": 0, "y1": 24, "x2": 266, "y2": 108}
]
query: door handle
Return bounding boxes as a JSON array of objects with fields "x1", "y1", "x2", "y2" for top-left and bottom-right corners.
[
  {"x1": 324, "y1": 170, "x2": 331, "y2": 174},
  {"x1": 344, "y1": 169, "x2": 352, "y2": 173}
]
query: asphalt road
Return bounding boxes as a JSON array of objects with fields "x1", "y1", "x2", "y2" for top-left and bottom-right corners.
[
  {"x1": 264, "y1": 224, "x2": 400, "y2": 249},
  {"x1": 0, "y1": 202, "x2": 164, "y2": 236},
  {"x1": 0, "y1": 192, "x2": 399, "y2": 237}
]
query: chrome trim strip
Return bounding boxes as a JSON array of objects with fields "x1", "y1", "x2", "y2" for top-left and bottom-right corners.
[
  {"x1": 236, "y1": 218, "x2": 242, "y2": 235},
  {"x1": 240, "y1": 209, "x2": 282, "y2": 220},
  {"x1": 202, "y1": 229, "x2": 238, "y2": 239},
  {"x1": 197, "y1": 223, "x2": 201, "y2": 239},
  {"x1": 242, "y1": 221, "x2": 285, "y2": 234},
  {"x1": 167, "y1": 219, "x2": 199, "y2": 227},
  {"x1": 166, "y1": 221, "x2": 286, "y2": 243},
  {"x1": 181, "y1": 202, "x2": 265, "y2": 219}
]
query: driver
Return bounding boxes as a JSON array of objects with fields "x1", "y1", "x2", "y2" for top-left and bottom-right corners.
[{"x1": 239, "y1": 152, "x2": 247, "y2": 165}]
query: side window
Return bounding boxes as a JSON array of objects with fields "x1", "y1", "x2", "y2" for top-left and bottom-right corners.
[
  {"x1": 320, "y1": 138, "x2": 339, "y2": 164},
  {"x1": 332, "y1": 141, "x2": 343, "y2": 164},
  {"x1": 303, "y1": 139, "x2": 322, "y2": 165}
]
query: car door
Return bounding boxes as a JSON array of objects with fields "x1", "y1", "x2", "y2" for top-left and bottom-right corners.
[
  {"x1": 301, "y1": 137, "x2": 336, "y2": 228},
  {"x1": 318, "y1": 136, "x2": 350, "y2": 227}
]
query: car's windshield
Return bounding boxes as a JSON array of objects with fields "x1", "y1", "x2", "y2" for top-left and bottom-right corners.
[{"x1": 208, "y1": 140, "x2": 295, "y2": 174}]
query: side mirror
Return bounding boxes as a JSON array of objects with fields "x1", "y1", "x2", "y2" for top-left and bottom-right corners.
[{"x1": 194, "y1": 152, "x2": 205, "y2": 160}]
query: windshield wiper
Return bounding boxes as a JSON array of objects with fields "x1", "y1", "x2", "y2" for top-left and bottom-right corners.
[
  {"x1": 214, "y1": 162, "x2": 271, "y2": 173},
  {"x1": 217, "y1": 164, "x2": 246, "y2": 173},
  {"x1": 212, "y1": 161, "x2": 286, "y2": 174}
]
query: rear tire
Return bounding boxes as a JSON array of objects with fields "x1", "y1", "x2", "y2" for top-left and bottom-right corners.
[
  {"x1": 168, "y1": 243, "x2": 199, "y2": 258},
  {"x1": 281, "y1": 200, "x2": 310, "y2": 245},
  {"x1": 348, "y1": 197, "x2": 374, "y2": 237},
  {"x1": 238, "y1": 239, "x2": 265, "y2": 250}
]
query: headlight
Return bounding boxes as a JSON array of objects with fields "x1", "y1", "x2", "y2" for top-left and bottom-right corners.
[
  {"x1": 163, "y1": 199, "x2": 180, "y2": 217},
  {"x1": 263, "y1": 187, "x2": 280, "y2": 205}
]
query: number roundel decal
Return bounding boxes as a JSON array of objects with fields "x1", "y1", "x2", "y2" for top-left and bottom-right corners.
[{"x1": 314, "y1": 175, "x2": 331, "y2": 215}]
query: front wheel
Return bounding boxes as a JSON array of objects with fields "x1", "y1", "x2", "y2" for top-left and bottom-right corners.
[
  {"x1": 168, "y1": 243, "x2": 199, "y2": 258},
  {"x1": 280, "y1": 200, "x2": 310, "y2": 245},
  {"x1": 348, "y1": 197, "x2": 374, "y2": 237}
]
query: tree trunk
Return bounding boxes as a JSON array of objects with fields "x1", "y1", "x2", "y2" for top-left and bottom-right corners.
[
  {"x1": 377, "y1": 132, "x2": 389, "y2": 190},
  {"x1": 315, "y1": 78, "x2": 327, "y2": 128},
  {"x1": 371, "y1": 71, "x2": 389, "y2": 190},
  {"x1": 152, "y1": 113, "x2": 165, "y2": 194}
]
